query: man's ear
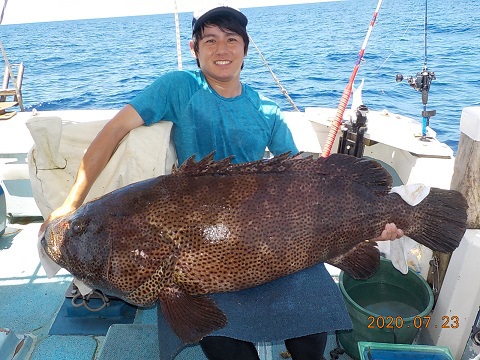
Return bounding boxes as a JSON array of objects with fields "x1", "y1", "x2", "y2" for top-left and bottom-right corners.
[{"x1": 189, "y1": 40, "x2": 197, "y2": 58}]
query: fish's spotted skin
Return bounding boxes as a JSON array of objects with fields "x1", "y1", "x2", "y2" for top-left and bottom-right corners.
[{"x1": 42, "y1": 153, "x2": 468, "y2": 343}]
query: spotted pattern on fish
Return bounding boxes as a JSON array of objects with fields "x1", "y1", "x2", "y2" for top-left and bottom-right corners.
[{"x1": 42, "y1": 152, "x2": 468, "y2": 343}]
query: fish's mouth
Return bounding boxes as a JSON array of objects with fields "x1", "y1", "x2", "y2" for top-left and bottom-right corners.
[
  {"x1": 41, "y1": 234, "x2": 59, "y2": 261},
  {"x1": 40, "y1": 233, "x2": 58, "y2": 262},
  {"x1": 40, "y1": 225, "x2": 65, "y2": 265},
  {"x1": 40, "y1": 236, "x2": 47, "y2": 249}
]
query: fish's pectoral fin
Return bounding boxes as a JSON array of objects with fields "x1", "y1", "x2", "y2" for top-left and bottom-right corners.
[
  {"x1": 160, "y1": 287, "x2": 227, "y2": 344},
  {"x1": 327, "y1": 241, "x2": 380, "y2": 279}
]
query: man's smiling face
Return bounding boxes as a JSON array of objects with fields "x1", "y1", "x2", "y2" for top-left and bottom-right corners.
[{"x1": 193, "y1": 24, "x2": 247, "y2": 87}]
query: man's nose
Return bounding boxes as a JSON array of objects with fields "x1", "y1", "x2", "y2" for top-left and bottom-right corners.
[{"x1": 215, "y1": 41, "x2": 229, "y2": 54}]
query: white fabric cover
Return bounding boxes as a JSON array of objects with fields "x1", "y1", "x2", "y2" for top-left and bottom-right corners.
[{"x1": 26, "y1": 114, "x2": 176, "y2": 219}]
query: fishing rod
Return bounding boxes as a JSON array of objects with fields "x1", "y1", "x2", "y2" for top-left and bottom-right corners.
[
  {"x1": 321, "y1": 0, "x2": 384, "y2": 158},
  {"x1": 0, "y1": 0, "x2": 7, "y2": 24},
  {"x1": 395, "y1": 0, "x2": 436, "y2": 140}
]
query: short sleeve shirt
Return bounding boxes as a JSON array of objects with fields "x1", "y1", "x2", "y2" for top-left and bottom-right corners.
[{"x1": 129, "y1": 70, "x2": 298, "y2": 164}]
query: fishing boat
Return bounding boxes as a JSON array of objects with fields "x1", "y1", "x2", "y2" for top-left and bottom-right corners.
[{"x1": 1, "y1": 1, "x2": 479, "y2": 360}]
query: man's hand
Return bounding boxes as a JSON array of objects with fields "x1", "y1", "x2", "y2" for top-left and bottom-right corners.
[
  {"x1": 38, "y1": 205, "x2": 76, "y2": 236},
  {"x1": 373, "y1": 223, "x2": 404, "y2": 241}
]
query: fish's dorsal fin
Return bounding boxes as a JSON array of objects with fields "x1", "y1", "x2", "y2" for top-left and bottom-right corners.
[
  {"x1": 326, "y1": 241, "x2": 380, "y2": 279},
  {"x1": 172, "y1": 152, "x2": 392, "y2": 195},
  {"x1": 160, "y1": 287, "x2": 227, "y2": 343},
  {"x1": 228, "y1": 151, "x2": 304, "y2": 174},
  {"x1": 171, "y1": 152, "x2": 235, "y2": 175},
  {"x1": 172, "y1": 151, "x2": 303, "y2": 176},
  {"x1": 319, "y1": 154, "x2": 393, "y2": 195}
]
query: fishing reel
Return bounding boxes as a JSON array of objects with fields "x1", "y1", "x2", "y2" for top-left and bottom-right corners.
[
  {"x1": 396, "y1": 66, "x2": 437, "y2": 138},
  {"x1": 396, "y1": 66, "x2": 436, "y2": 105}
]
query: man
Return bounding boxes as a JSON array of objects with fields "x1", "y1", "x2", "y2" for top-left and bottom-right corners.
[{"x1": 40, "y1": 3, "x2": 402, "y2": 359}]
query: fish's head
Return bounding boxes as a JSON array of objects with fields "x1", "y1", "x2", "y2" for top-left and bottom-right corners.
[{"x1": 41, "y1": 204, "x2": 110, "y2": 280}]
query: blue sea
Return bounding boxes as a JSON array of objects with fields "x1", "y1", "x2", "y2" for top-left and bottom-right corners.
[{"x1": 1, "y1": 0, "x2": 479, "y2": 153}]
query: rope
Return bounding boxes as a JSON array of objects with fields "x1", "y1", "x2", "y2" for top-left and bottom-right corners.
[
  {"x1": 72, "y1": 289, "x2": 111, "y2": 312},
  {"x1": 248, "y1": 34, "x2": 300, "y2": 112}
]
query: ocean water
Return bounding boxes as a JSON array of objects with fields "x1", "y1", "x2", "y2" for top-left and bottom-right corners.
[{"x1": 1, "y1": 0, "x2": 479, "y2": 153}]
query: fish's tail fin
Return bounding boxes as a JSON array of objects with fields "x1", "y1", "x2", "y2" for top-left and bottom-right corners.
[{"x1": 407, "y1": 188, "x2": 468, "y2": 253}]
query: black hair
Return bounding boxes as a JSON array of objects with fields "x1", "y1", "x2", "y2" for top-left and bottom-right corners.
[{"x1": 191, "y1": 14, "x2": 249, "y2": 68}]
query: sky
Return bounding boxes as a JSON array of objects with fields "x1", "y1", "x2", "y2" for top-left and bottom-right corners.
[{"x1": 1, "y1": 0, "x2": 334, "y2": 25}]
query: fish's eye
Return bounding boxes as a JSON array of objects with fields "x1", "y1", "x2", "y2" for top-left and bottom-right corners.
[{"x1": 71, "y1": 220, "x2": 85, "y2": 234}]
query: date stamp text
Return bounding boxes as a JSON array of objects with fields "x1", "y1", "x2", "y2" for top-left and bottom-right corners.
[{"x1": 367, "y1": 315, "x2": 460, "y2": 329}]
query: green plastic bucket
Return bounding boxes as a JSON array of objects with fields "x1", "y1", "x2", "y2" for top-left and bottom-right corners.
[{"x1": 337, "y1": 258, "x2": 434, "y2": 359}]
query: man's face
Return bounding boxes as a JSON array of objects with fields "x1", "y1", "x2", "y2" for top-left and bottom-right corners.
[{"x1": 191, "y1": 25, "x2": 247, "y2": 85}]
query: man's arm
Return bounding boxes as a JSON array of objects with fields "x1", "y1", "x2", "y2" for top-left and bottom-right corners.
[{"x1": 39, "y1": 104, "x2": 144, "y2": 234}]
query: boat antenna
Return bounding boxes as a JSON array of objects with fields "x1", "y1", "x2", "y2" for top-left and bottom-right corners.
[
  {"x1": 395, "y1": 0, "x2": 436, "y2": 140},
  {"x1": 321, "y1": 0, "x2": 384, "y2": 157}
]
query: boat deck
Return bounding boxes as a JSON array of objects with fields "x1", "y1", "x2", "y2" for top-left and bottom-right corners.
[
  {"x1": 0, "y1": 108, "x2": 463, "y2": 359},
  {"x1": 0, "y1": 219, "x2": 354, "y2": 360}
]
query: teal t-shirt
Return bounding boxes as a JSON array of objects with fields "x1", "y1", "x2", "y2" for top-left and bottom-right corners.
[{"x1": 129, "y1": 70, "x2": 298, "y2": 164}]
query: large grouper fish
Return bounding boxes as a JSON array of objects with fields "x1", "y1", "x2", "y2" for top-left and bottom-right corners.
[{"x1": 41, "y1": 152, "x2": 468, "y2": 343}]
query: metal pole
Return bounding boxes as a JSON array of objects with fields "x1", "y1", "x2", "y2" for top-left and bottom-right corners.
[{"x1": 173, "y1": 0, "x2": 182, "y2": 70}]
